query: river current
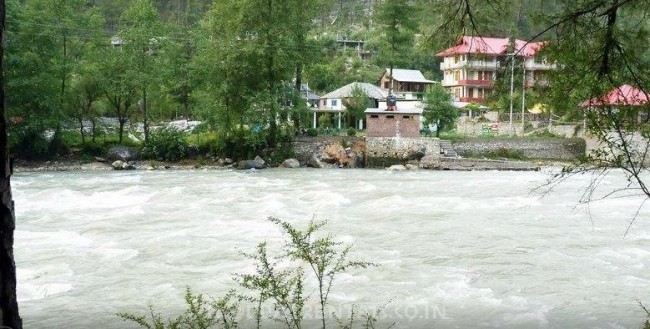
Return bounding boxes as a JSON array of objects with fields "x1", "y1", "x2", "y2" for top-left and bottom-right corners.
[{"x1": 12, "y1": 168, "x2": 650, "y2": 328}]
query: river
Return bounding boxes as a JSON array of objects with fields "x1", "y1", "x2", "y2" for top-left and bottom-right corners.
[{"x1": 12, "y1": 168, "x2": 650, "y2": 328}]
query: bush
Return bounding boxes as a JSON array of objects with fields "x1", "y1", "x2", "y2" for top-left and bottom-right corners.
[
  {"x1": 306, "y1": 128, "x2": 318, "y2": 136},
  {"x1": 347, "y1": 127, "x2": 357, "y2": 136},
  {"x1": 119, "y1": 217, "x2": 382, "y2": 329},
  {"x1": 141, "y1": 128, "x2": 193, "y2": 161},
  {"x1": 9, "y1": 123, "x2": 55, "y2": 160}
]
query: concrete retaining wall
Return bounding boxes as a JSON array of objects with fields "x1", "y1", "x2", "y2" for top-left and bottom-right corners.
[{"x1": 452, "y1": 137, "x2": 586, "y2": 160}]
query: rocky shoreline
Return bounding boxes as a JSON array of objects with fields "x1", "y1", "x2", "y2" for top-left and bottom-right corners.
[{"x1": 13, "y1": 157, "x2": 551, "y2": 173}]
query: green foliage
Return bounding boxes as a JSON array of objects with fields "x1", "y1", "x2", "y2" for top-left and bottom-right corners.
[
  {"x1": 306, "y1": 127, "x2": 318, "y2": 137},
  {"x1": 141, "y1": 128, "x2": 194, "y2": 161},
  {"x1": 268, "y1": 217, "x2": 373, "y2": 329},
  {"x1": 343, "y1": 85, "x2": 371, "y2": 128},
  {"x1": 8, "y1": 123, "x2": 52, "y2": 160},
  {"x1": 373, "y1": 0, "x2": 418, "y2": 77},
  {"x1": 120, "y1": 217, "x2": 382, "y2": 329},
  {"x1": 219, "y1": 128, "x2": 266, "y2": 161},
  {"x1": 423, "y1": 84, "x2": 459, "y2": 137},
  {"x1": 347, "y1": 127, "x2": 357, "y2": 136},
  {"x1": 318, "y1": 113, "x2": 333, "y2": 129},
  {"x1": 118, "y1": 287, "x2": 240, "y2": 329},
  {"x1": 528, "y1": 129, "x2": 562, "y2": 138}
]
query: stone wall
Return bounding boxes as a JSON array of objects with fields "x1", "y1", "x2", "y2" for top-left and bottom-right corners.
[
  {"x1": 293, "y1": 136, "x2": 364, "y2": 165},
  {"x1": 452, "y1": 137, "x2": 586, "y2": 160},
  {"x1": 365, "y1": 137, "x2": 441, "y2": 167},
  {"x1": 294, "y1": 136, "x2": 442, "y2": 168}
]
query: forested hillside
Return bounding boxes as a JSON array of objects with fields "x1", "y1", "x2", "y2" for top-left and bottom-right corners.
[{"x1": 3, "y1": 0, "x2": 649, "y2": 161}]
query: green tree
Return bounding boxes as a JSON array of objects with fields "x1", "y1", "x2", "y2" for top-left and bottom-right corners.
[
  {"x1": 423, "y1": 84, "x2": 458, "y2": 137},
  {"x1": 120, "y1": 0, "x2": 165, "y2": 142},
  {"x1": 98, "y1": 45, "x2": 137, "y2": 144},
  {"x1": 6, "y1": 0, "x2": 103, "y2": 133},
  {"x1": 373, "y1": 0, "x2": 418, "y2": 94},
  {"x1": 343, "y1": 85, "x2": 371, "y2": 129},
  {"x1": 67, "y1": 69, "x2": 103, "y2": 144}
]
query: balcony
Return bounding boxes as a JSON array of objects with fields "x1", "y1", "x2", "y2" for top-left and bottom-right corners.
[
  {"x1": 524, "y1": 62, "x2": 557, "y2": 70},
  {"x1": 458, "y1": 79, "x2": 493, "y2": 87},
  {"x1": 440, "y1": 60, "x2": 500, "y2": 71}
]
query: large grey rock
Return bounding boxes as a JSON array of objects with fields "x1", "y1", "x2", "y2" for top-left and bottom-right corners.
[
  {"x1": 107, "y1": 146, "x2": 138, "y2": 161},
  {"x1": 387, "y1": 164, "x2": 407, "y2": 171},
  {"x1": 237, "y1": 157, "x2": 266, "y2": 170},
  {"x1": 112, "y1": 160, "x2": 124, "y2": 170},
  {"x1": 122, "y1": 161, "x2": 136, "y2": 170},
  {"x1": 253, "y1": 155, "x2": 266, "y2": 166},
  {"x1": 403, "y1": 145, "x2": 426, "y2": 161},
  {"x1": 307, "y1": 154, "x2": 326, "y2": 168},
  {"x1": 280, "y1": 158, "x2": 300, "y2": 168}
]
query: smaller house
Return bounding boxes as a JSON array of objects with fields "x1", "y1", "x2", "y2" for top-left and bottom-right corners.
[
  {"x1": 378, "y1": 68, "x2": 436, "y2": 100},
  {"x1": 300, "y1": 84, "x2": 320, "y2": 108},
  {"x1": 315, "y1": 82, "x2": 388, "y2": 129},
  {"x1": 580, "y1": 84, "x2": 650, "y2": 122},
  {"x1": 365, "y1": 107, "x2": 423, "y2": 138}
]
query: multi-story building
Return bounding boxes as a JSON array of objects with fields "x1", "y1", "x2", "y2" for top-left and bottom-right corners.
[{"x1": 436, "y1": 36, "x2": 555, "y2": 105}]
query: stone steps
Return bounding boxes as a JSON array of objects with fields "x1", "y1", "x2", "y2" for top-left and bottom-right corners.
[{"x1": 439, "y1": 140, "x2": 459, "y2": 158}]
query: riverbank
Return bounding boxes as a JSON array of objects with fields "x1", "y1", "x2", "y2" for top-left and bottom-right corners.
[{"x1": 13, "y1": 157, "x2": 553, "y2": 172}]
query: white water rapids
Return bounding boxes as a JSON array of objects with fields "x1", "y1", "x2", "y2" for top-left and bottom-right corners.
[{"x1": 12, "y1": 169, "x2": 650, "y2": 328}]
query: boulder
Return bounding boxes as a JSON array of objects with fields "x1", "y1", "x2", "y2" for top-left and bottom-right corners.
[
  {"x1": 107, "y1": 146, "x2": 138, "y2": 161},
  {"x1": 122, "y1": 162, "x2": 136, "y2": 170},
  {"x1": 387, "y1": 164, "x2": 407, "y2": 171},
  {"x1": 253, "y1": 155, "x2": 266, "y2": 166},
  {"x1": 307, "y1": 154, "x2": 326, "y2": 168},
  {"x1": 112, "y1": 160, "x2": 136, "y2": 170},
  {"x1": 112, "y1": 160, "x2": 124, "y2": 170},
  {"x1": 403, "y1": 145, "x2": 426, "y2": 161},
  {"x1": 280, "y1": 158, "x2": 300, "y2": 168},
  {"x1": 237, "y1": 158, "x2": 266, "y2": 170}
]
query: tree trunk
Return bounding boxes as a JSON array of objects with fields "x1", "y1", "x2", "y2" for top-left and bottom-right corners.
[
  {"x1": 118, "y1": 119, "x2": 125, "y2": 144},
  {"x1": 0, "y1": 0, "x2": 23, "y2": 326},
  {"x1": 91, "y1": 118, "x2": 96, "y2": 142},
  {"x1": 79, "y1": 117, "x2": 86, "y2": 145},
  {"x1": 142, "y1": 88, "x2": 149, "y2": 143}
]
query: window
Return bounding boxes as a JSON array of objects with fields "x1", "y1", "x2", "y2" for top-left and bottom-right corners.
[
  {"x1": 403, "y1": 115, "x2": 411, "y2": 119},
  {"x1": 454, "y1": 70, "x2": 460, "y2": 81},
  {"x1": 331, "y1": 99, "x2": 338, "y2": 107},
  {"x1": 386, "y1": 115, "x2": 395, "y2": 119},
  {"x1": 370, "y1": 115, "x2": 379, "y2": 118}
]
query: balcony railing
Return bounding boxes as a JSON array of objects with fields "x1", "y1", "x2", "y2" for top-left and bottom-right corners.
[
  {"x1": 524, "y1": 62, "x2": 557, "y2": 70},
  {"x1": 458, "y1": 79, "x2": 493, "y2": 87},
  {"x1": 440, "y1": 60, "x2": 500, "y2": 71}
]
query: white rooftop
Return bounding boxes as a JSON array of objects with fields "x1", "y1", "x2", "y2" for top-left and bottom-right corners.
[
  {"x1": 385, "y1": 69, "x2": 435, "y2": 84},
  {"x1": 321, "y1": 82, "x2": 388, "y2": 100}
]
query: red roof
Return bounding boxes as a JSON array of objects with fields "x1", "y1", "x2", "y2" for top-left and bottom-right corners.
[
  {"x1": 436, "y1": 36, "x2": 546, "y2": 57},
  {"x1": 580, "y1": 85, "x2": 650, "y2": 107}
]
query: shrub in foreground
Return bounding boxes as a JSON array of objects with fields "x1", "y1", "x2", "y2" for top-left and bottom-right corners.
[{"x1": 119, "y1": 217, "x2": 391, "y2": 329}]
